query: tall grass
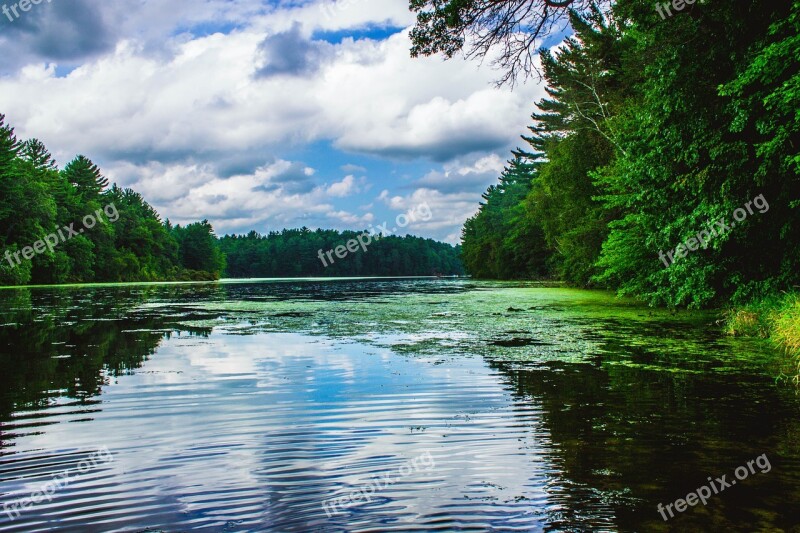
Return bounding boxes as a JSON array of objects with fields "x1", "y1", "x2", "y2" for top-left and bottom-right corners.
[
  {"x1": 725, "y1": 292, "x2": 800, "y2": 379},
  {"x1": 770, "y1": 294, "x2": 800, "y2": 376}
]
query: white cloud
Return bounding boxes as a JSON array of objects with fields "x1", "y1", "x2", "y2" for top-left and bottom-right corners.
[
  {"x1": 108, "y1": 158, "x2": 375, "y2": 234},
  {"x1": 259, "y1": 0, "x2": 414, "y2": 34},
  {"x1": 414, "y1": 153, "x2": 507, "y2": 194},
  {"x1": 0, "y1": 0, "x2": 552, "y2": 243},
  {"x1": 341, "y1": 163, "x2": 367, "y2": 174},
  {"x1": 378, "y1": 187, "x2": 480, "y2": 244},
  {"x1": 326, "y1": 175, "x2": 359, "y2": 197},
  {"x1": 0, "y1": 18, "x2": 543, "y2": 164},
  {"x1": 325, "y1": 209, "x2": 374, "y2": 226}
]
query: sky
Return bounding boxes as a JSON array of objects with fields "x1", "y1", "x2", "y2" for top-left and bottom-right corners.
[{"x1": 0, "y1": 0, "x2": 551, "y2": 243}]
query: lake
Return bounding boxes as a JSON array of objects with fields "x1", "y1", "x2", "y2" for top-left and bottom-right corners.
[{"x1": 0, "y1": 278, "x2": 798, "y2": 532}]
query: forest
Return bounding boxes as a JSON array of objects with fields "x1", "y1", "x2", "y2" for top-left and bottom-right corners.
[
  {"x1": 220, "y1": 230, "x2": 464, "y2": 278},
  {"x1": 407, "y1": 0, "x2": 800, "y2": 357},
  {"x1": 434, "y1": 1, "x2": 799, "y2": 312},
  {"x1": 0, "y1": 115, "x2": 463, "y2": 285},
  {"x1": 0, "y1": 115, "x2": 226, "y2": 285}
]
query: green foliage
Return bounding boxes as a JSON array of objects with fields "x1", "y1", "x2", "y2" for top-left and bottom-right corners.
[
  {"x1": 0, "y1": 115, "x2": 56, "y2": 284},
  {"x1": 770, "y1": 294, "x2": 800, "y2": 360},
  {"x1": 0, "y1": 115, "x2": 463, "y2": 286},
  {"x1": 219, "y1": 229, "x2": 464, "y2": 278},
  {"x1": 592, "y1": 0, "x2": 799, "y2": 307},
  {"x1": 173, "y1": 221, "x2": 226, "y2": 277},
  {"x1": 103, "y1": 186, "x2": 182, "y2": 281},
  {"x1": 0, "y1": 245, "x2": 32, "y2": 286},
  {"x1": 0, "y1": 115, "x2": 223, "y2": 285},
  {"x1": 726, "y1": 292, "x2": 800, "y2": 378},
  {"x1": 461, "y1": 152, "x2": 549, "y2": 279},
  {"x1": 62, "y1": 155, "x2": 109, "y2": 202},
  {"x1": 461, "y1": 8, "x2": 622, "y2": 283},
  {"x1": 526, "y1": 134, "x2": 612, "y2": 285},
  {"x1": 455, "y1": 1, "x2": 800, "y2": 309}
]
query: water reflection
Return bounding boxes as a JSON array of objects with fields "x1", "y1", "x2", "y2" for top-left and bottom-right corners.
[
  {"x1": 494, "y1": 360, "x2": 800, "y2": 531},
  {"x1": 0, "y1": 279, "x2": 798, "y2": 532}
]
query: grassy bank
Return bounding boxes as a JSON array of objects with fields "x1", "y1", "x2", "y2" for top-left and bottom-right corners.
[{"x1": 725, "y1": 292, "x2": 800, "y2": 378}]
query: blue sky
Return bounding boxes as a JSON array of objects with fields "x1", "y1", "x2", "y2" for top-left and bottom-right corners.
[{"x1": 0, "y1": 0, "x2": 550, "y2": 242}]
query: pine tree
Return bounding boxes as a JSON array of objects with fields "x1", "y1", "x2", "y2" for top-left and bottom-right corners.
[{"x1": 62, "y1": 155, "x2": 109, "y2": 201}]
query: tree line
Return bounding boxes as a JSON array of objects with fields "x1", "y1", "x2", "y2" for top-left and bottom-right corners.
[
  {"x1": 431, "y1": 1, "x2": 800, "y2": 308},
  {"x1": 0, "y1": 115, "x2": 463, "y2": 285},
  {"x1": 220, "y1": 230, "x2": 464, "y2": 278},
  {"x1": 0, "y1": 115, "x2": 226, "y2": 285}
]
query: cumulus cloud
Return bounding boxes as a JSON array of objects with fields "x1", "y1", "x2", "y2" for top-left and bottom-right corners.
[
  {"x1": 326, "y1": 175, "x2": 361, "y2": 197},
  {"x1": 413, "y1": 154, "x2": 506, "y2": 194},
  {"x1": 127, "y1": 160, "x2": 349, "y2": 232},
  {"x1": 0, "y1": 0, "x2": 270, "y2": 72},
  {"x1": 332, "y1": 91, "x2": 527, "y2": 161},
  {"x1": 0, "y1": 0, "x2": 115, "y2": 64},
  {"x1": 253, "y1": 160, "x2": 318, "y2": 194},
  {"x1": 263, "y1": 0, "x2": 413, "y2": 35},
  {"x1": 255, "y1": 23, "x2": 331, "y2": 78},
  {"x1": 0, "y1": 0, "x2": 551, "y2": 243},
  {"x1": 377, "y1": 187, "x2": 480, "y2": 244},
  {"x1": 326, "y1": 209, "x2": 374, "y2": 226},
  {"x1": 1, "y1": 22, "x2": 543, "y2": 165}
]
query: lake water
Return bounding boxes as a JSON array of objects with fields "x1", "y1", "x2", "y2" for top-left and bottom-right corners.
[{"x1": 0, "y1": 278, "x2": 798, "y2": 532}]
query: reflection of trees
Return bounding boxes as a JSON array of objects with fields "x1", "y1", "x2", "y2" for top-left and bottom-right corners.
[
  {"x1": 0, "y1": 286, "x2": 212, "y2": 421},
  {"x1": 0, "y1": 278, "x2": 439, "y2": 420},
  {"x1": 489, "y1": 360, "x2": 800, "y2": 531}
]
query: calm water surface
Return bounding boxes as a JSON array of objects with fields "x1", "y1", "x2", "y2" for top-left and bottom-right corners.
[{"x1": 0, "y1": 279, "x2": 798, "y2": 532}]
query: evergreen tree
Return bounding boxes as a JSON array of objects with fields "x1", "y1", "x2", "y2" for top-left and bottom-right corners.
[
  {"x1": 62, "y1": 155, "x2": 109, "y2": 202},
  {"x1": 173, "y1": 221, "x2": 226, "y2": 278},
  {"x1": 0, "y1": 116, "x2": 226, "y2": 285},
  {"x1": 451, "y1": 0, "x2": 800, "y2": 307}
]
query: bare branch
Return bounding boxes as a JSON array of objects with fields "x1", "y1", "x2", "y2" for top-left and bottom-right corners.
[{"x1": 410, "y1": 0, "x2": 608, "y2": 86}]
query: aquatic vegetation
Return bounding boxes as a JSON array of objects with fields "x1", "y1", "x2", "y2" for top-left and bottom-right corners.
[
  {"x1": 1, "y1": 279, "x2": 797, "y2": 531},
  {"x1": 137, "y1": 280, "x2": 778, "y2": 375}
]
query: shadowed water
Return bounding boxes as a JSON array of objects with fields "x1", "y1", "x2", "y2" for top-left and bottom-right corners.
[{"x1": 0, "y1": 279, "x2": 798, "y2": 532}]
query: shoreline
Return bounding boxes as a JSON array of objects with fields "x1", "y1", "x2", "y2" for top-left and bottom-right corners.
[
  {"x1": 0, "y1": 275, "x2": 468, "y2": 291},
  {"x1": 725, "y1": 292, "x2": 800, "y2": 378}
]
